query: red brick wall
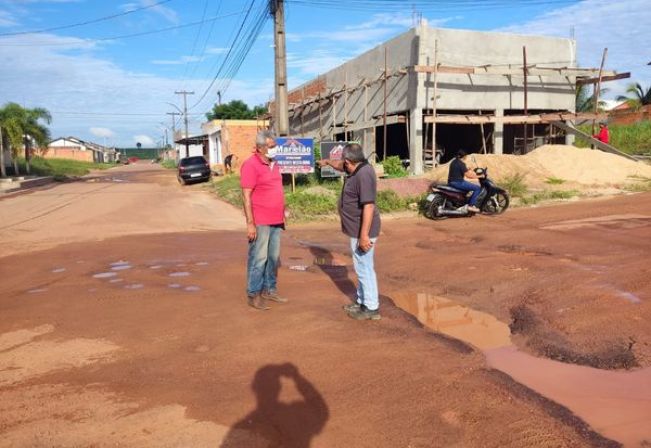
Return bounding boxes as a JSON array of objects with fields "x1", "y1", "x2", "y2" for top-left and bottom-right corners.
[
  {"x1": 42, "y1": 147, "x2": 94, "y2": 162},
  {"x1": 610, "y1": 105, "x2": 651, "y2": 125},
  {"x1": 222, "y1": 124, "x2": 266, "y2": 173},
  {"x1": 269, "y1": 77, "x2": 326, "y2": 114}
]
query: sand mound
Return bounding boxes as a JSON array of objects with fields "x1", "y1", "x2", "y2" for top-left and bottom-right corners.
[
  {"x1": 426, "y1": 145, "x2": 651, "y2": 187},
  {"x1": 526, "y1": 145, "x2": 651, "y2": 185}
]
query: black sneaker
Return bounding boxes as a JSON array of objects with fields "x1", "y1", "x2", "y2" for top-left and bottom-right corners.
[
  {"x1": 342, "y1": 303, "x2": 361, "y2": 313},
  {"x1": 347, "y1": 305, "x2": 381, "y2": 321}
]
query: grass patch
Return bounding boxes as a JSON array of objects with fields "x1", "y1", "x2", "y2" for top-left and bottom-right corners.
[
  {"x1": 623, "y1": 176, "x2": 651, "y2": 192},
  {"x1": 161, "y1": 159, "x2": 177, "y2": 169},
  {"x1": 545, "y1": 177, "x2": 566, "y2": 185},
  {"x1": 210, "y1": 175, "x2": 244, "y2": 208},
  {"x1": 519, "y1": 189, "x2": 579, "y2": 205},
  {"x1": 382, "y1": 156, "x2": 408, "y2": 178},
  {"x1": 499, "y1": 173, "x2": 528, "y2": 197},
  {"x1": 209, "y1": 174, "x2": 419, "y2": 221},
  {"x1": 14, "y1": 157, "x2": 113, "y2": 178},
  {"x1": 576, "y1": 121, "x2": 651, "y2": 155}
]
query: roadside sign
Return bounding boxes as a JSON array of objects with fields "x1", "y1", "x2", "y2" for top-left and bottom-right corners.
[
  {"x1": 274, "y1": 138, "x2": 315, "y2": 174},
  {"x1": 319, "y1": 141, "x2": 351, "y2": 178}
]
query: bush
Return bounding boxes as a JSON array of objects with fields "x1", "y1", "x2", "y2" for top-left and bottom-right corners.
[
  {"x1": 519, "y1": 189, "x2": 579, "y2": 205},
  {"x1": 18, "y1": 157, "x2": 112, "y2": 178},
  {"x1": 161, "y1": 159, "x2": 177, "y2": 169},
  {"x1": 545, "y1": 177, "x2": 566, "y2": 185},
  {"x1": 499, "y1": 173, "x2": 528, "y2": 197},
  {"x1": 382, "y1": 156, "x2": 408, "y2": 178}
]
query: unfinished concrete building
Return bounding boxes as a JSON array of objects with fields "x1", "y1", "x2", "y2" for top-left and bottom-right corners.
[{"x1": 274, "y1": 22, "x2": 621, "y2": 174}]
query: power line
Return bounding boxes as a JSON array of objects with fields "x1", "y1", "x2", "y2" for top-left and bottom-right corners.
[
  {"x1": 0, "y1": 9, "x2": 247, "y2": 47},
  {"x1": 0, "y1": 0, "x2": 175, "y2": 37},
  {"x1": 180, "y1": 0, "x2": 211, "y2": 84},
  {"x1": 189, "y1": 0, "x2": 263, "y2": 109}
]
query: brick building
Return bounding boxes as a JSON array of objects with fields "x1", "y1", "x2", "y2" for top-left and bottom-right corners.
[{"x1": 201, "y1": 119, "x2": 269, "y2": 173}]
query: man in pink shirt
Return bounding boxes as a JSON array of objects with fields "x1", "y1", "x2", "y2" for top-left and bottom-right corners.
[{"x1": 240, "y1": 130, "x2": 288, "y2": 310}]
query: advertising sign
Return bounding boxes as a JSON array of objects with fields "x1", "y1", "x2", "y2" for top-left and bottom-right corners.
[
  {"x1": 274, "y1": 138, "x2": 315, "y2": 174},
  {"x1": 319, "y1": 141, "x2": 350, "y2": 178}
]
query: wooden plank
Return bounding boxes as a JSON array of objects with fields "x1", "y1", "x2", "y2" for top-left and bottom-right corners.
[
  {"x1": 332, "y1": 115, "x2": 405, "y2": 134},
  {"x1": 413, "y1": 64, "x2": 616, "y2": 77},
  {"x1": 576, "y1": 72, "x2": 630, "y2": 85},
  {"x1": 551, "y1": 121, "x2": 638, "y2": 161},
  {"x1": 424, "y1": 112, "x2": 608, "y2": 124}
]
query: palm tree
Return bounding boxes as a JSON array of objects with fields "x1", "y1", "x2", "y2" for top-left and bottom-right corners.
[
  {"x1": 575, "y1": 84, "x2": 609, "y2": 112},
  {"x1": 616, "y1": 82, "x2": 651, "y2": 110},
  {"x1": 0, "y1": 103, "x2": 51, "y2": 176}
]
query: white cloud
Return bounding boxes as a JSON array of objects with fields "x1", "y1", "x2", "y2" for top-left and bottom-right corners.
[
  {"x1": 90, "y1": 127, "x2": 114, "y2": 138},
  {"x1": 133, "y1": 134, "x2": 154, "y2": 146},
  {"x1": 151, "y1": 55, "x2": 204, "y2": 65},
  {"x1": 0, "y1": 33, "x2": 273, "y2": 146},
  {"x1": 501, "y1": 0, "x2": 651, "y2": 98},
  {"x1": 0, "y1": 10, "x2": 18, "y2": 27},
  {"x1": 121, "y1": 0, "x2": 178, "y2": 25},
  {"x1": 205, "y1": 46, "x2": 227, "y2": 55}
]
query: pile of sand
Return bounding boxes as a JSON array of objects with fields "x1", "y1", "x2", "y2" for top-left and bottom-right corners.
[{"x1": 426, "y1": 145, "x2": 651, "y2": 187}]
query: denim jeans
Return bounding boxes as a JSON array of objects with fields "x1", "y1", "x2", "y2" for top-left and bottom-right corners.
[
  {"x1": 449, "y1": 180, "x2": 481, "y2": 206},
  {"x1": 247, "y1": 225, "x2": 281, "y2": 297},
  {"x1": 350, "y1": 237, "x2": 379, "y2": 311}
]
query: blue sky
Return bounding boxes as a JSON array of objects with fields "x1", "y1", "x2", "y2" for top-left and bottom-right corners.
[{"x1": 0, "y1": 0, "x2": 649, "y2": 147}]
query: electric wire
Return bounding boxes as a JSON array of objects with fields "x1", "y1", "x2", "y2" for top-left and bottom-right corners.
[
  {"x1": 0, "y1": 9, "x2": 247, "y2": 46},
  {"x1": 0, "y1": 0, "x2": 175, "y2": 37}
]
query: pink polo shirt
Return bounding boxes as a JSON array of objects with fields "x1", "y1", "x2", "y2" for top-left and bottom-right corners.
[{"x1": 240, "y1": 153, "x2": 285, "y2": 225}]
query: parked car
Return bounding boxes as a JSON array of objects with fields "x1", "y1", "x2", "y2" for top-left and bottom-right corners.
[{"x1": 177, "y1": 156, "x2": 211, "y2": 185}]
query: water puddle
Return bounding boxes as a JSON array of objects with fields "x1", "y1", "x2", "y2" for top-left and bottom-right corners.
[
  {"x1": 149, "y1": 265, "x2": 163, "y2": 270},
  {"x1": 168, "y1": 283, "x2": 181, "y2": 289},
  {"x1": 93, "y1": 272, "x2": 117, "y2": 279},
  {"x1": 51, "y1": 268, "x2": 66, "y2": 273},
  {"x1": 195, "y1": 262, "x2": 209, "y2": 266},
  {"x1": 111, "y1": 264, "x2": 132, "y2": 271},
  {"x1": 169, "y1": 272, "x2": 190, "y2": 277},
  {"x1": 391, "y1": 291, "x2": 651, "y2": 446},
  {"x1": 110, "y1": 260, "x2": 130, "y2": 267},
  {"x1": 184, "y1": 286, "x2": 201, "y2": 292},
  {"x1": 27, "y1": 288, "x2": 47, "y2": 294},
  {"x1": 124, "y1": 283, "x2": 144, "y2": 290},
  {"x1": 108, "y1": 278, "x2": 124, "y2": 284},
  {"x1": 542, "y1": 214, "x2": 651, "y2": 231}
]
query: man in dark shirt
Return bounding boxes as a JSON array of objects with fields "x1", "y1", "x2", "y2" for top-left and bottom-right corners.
[
  {"x1": 224, "y1": 153, "x2": 237, "y2": 174},
  {"x1": 448, "y1": 150, "x2": 481, "y2": 213},
  {"x1": 318, "y1": 143, "x2": 381, "y2": 321}
]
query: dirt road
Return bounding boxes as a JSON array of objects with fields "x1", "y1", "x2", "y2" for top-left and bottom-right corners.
[
  {"x1": 0, "y1": 164, "x2": 649, "y2": 447},
  {"x1": 0, "y1": 163, "x2": 244, "y2": 257}
]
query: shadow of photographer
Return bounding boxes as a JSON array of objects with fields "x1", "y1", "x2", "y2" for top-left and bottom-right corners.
[{"x1": 220, "y1": 363, "x2": 329, "y2": 448}]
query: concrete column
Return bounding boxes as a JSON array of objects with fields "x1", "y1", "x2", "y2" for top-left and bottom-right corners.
[
  {"x1": 410, "y1": 23, "x2": 427, "y2": 175},
  {"x1": 565, "y1": 122, "x2": 575, "y2": 146},
  {"x1": 494, "y1": 109, "x2": 504, "y2": 154}
]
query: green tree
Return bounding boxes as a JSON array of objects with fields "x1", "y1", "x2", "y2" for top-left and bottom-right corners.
[
  {"x1": 0, "y1": 103, "x2": 51, "y2": 176},
  {"x1": 205, "y1": 100, "x2": 267, "y2": 120},
  {"x1": 575, "y1": 84, "x2": 609, "y2": 112},
  {"x1": 616, "y1": 82, "x2": 651, "y2": 110}
]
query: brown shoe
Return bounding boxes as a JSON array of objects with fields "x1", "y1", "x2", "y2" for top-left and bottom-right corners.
[
  {"x1": 261, "y1": 291, "x2": 288, "y2": 303},
  {"x1": 248, "y1": 294, "x2": 270, "y2": 310}
]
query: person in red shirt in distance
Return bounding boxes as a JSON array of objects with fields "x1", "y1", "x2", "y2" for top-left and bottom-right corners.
[
  {"x1": 593, "y1": 122, "x2": 610, "y2": 144},
  {"x1": 240, "y1": 130, "x2": 288, "y2": 310}
]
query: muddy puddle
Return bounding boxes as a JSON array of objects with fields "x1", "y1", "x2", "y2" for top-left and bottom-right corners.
[{"x1": 391, "y1": 292, "x2": 651, "y2": 446}]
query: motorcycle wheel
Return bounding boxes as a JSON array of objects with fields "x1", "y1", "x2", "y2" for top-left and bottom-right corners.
[
  {"x1": 482, "y1": 192, "x2": 510, "y2": 215},
  {"x1": 426, "y1": 194, "x2": 447, "y2": 220}
]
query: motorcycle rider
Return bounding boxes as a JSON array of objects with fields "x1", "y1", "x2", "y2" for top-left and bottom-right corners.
[{"x1": 448, "y1": 150, "x2": 481, "y2": 213}]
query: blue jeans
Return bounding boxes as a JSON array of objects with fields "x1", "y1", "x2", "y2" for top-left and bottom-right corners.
[
  {"x1": 350, "y1": 237, "x2": 379, "y2": 311},
  {"x1": 449, "y1": 180, "x2": 481, "y2": 206},
  {"x1": 247, "y1": 225, "x2": 281, "y2": 297}
]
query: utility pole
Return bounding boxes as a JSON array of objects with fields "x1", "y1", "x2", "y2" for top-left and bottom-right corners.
[
  {"x1": 174, "y1": 90, "x2": 194, "y2": 157},
  {"x1": 167, "y1": 112, "x2": 181, "y2": 161},
  {"x1": 271, "y1": 0, "x2": 288, "y2": 136},
  {"x1": 217, "y1": 90, "x2": 222, "y2": 106}
]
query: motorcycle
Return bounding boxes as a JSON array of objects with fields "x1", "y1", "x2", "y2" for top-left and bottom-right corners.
[{"x1": 424, "y1": 167, "x2": 509, "y2": 220}]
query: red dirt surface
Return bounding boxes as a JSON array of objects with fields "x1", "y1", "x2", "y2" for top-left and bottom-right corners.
[{"x1": 1, "y1": 164, "x2": 649, "y2": 446}]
